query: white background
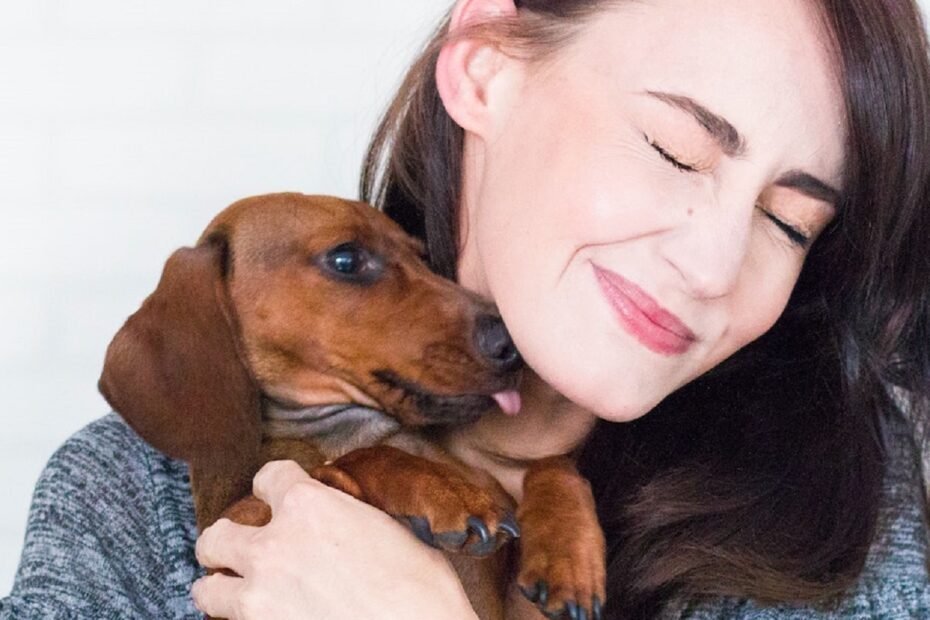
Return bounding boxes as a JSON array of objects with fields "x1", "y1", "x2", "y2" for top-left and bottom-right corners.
[
  {"x1": 0, "y1": 0, "x2": 448, "y2": 592},
  {"x1": 1, "y1": 0, "x2": 929, "y2": 595}
]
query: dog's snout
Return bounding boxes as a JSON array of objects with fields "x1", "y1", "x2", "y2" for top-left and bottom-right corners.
[{"x1": 474, "y1": 315, "x2": 522, "y2": 372}]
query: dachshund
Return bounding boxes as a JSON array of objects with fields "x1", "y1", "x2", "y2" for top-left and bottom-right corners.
[{"x1": 98, "y1": 193, "x2": 605, "y2": 620}]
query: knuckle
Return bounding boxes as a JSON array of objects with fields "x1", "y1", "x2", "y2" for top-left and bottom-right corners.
[
  {"x1": 238, "y1": 586, "x2": 264, "y2": 619},
  {"x1": 257, "y1": 459, "x2": 299, "y2": 482},
  {"x1": 195, "y1": 518, "x2": 243, "y2": 567},
  {"x1": 190, "y1": 578, "x2": 205, "y2": 606},
  {"x1": 191, "y1": 575, "x2": 216, "y2": 610},
  {"x1": 194, "y1": 528, "x2": 217, "y2": 564},
  {"x1": 246, "y1": 535, "x2": 276, "y2": 565},
  {"x1": 279, "y1": 480, "x2": 319, "y2": 512}
]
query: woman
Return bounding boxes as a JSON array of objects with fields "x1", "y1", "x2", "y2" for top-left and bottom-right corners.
[{"x1": 4, "y1": 0, "x2": 929, "y2": 618}]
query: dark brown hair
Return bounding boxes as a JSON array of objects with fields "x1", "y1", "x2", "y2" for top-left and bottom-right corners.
[{"x1": 360, "y1": 1, "x2": 930, "y2": 617}]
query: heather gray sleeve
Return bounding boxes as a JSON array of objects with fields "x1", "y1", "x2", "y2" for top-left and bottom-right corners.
[{"x1": 0, "y1": 414, "x2": 203, "y2": 619}]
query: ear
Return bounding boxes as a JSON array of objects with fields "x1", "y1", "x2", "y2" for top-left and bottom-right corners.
[
  {"x1": 436, "y1": 0, "x2": 520, "y2": 136},
  {"x1": 98, "y1": 237, "x2": 262, "y2": 520}
]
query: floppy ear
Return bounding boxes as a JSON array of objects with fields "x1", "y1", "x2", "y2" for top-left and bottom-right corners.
[{"x1": 98, "y1": 236, "x2": 262, "y2": 529}]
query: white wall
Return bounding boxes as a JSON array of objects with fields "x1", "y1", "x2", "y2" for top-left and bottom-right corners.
[
  {"x1": 3, "y1": 0, "x2": 930, "y2": 597},
  {"x1": 0, "y1": 0, "x2": 449, "y2": 593}
]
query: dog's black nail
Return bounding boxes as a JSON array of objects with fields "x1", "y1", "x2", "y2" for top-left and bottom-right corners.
[
  {"x1": 466, "y1": 516, "x2": 491, "y2": 543},
  {"x1": 537, "y1": 581, "x2": 549, "y2": 607},
  {"x1": 566, "y1": 601, "x2": 579, "y2": 620},
  {"x1": 577, "y1": 604, "x2": 588, "y2": 620},
  {"x1": 593, "y1": 595, "x2": 603, "y2": 620},
  {"x1": 465, "y1": 516, "x2": 497, "y2": 555},
  {"x1": 520, "y1": 582, "x2": 540, "y2": 603},
  {"x1": 405, "y1": 516, "x2": 436, "y2": 548},
  {"x1": 435, "y1": 530, "x2": 468, "y2": 550},
  {"x1": 497, "y1": 514, "x2": 520, "y2": 539}
]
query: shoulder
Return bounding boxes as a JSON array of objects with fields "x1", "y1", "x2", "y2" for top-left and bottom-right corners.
[
  {"x1": 5, "y1": 413, "x2": 202, "y2": 619},
  {"x1": 27, "y1": 412, "x2": 195, "y2": 535},
  {"x1": 670, "y1": 406, "x2": 930, "y2": 619}
]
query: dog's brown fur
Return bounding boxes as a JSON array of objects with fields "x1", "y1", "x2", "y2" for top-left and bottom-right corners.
[{"x1": 99, "y1": 193, "x2": 604, "y2": 620}]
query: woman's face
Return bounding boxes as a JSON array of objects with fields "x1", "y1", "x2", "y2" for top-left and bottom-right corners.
[{"x1": 456, "y1": 0, "x2": 845, "y2": 421}]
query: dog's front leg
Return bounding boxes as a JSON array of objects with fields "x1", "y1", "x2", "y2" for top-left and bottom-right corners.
[{"x1": 513, "y1": 456, "x2": 606, "y2": 620}]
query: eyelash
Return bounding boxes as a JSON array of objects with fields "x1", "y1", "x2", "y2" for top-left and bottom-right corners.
[
  {"x1": 645, "y1": 135, "x2": 811, "y2": 248},
  {"x1": 646, "y1": 136, "x2": 698, "y2": 173},
  {"x1": 763, "y1": 212, "x2": 811, "y2": 247}
]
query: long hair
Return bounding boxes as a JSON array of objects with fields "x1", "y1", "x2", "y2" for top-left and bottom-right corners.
[{"x1": 359, "y1": 1, "x2": 930, "y2": 617}]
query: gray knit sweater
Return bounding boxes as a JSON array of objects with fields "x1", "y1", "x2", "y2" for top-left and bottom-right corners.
[{"x1": 1, "y1": 409, "x2": 928, "y2": 619}]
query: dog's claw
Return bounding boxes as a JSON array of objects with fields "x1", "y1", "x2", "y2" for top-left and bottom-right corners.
[
  {"x1": 466, "y1": 516, "x2": 491, "y2": 543},
  {"x1": 592, "y1": 595, "x2": 603, "y2": 620},
  {"x1": 520, "y1": 582, "x2": 540, "y2": 603},
  {"x1": 537, "y1": 581, "x2": 549, "y2": 608},
  {"x1": 497, "y1": 514, "x2": 520, "y2": 539},
  {"x1": 565, "y1": 601, "x2": 579, "y2": 620},
  {"x1": 404, "y1": 516, "x2": 437, "y2": 548},
  {"x1": 465, "y1": 516, "x2": 497, "y2": 556},
  {"x1": 578, "y1": 605, "x2": 588, "y2": 620}
]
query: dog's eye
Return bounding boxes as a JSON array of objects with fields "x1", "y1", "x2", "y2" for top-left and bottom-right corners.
[
  {"x1": 326, "y1": 243, "x2": 363, "y2": 274},
  {"x1": 319, "y1": 242, "x2": 384, "y2": 284}
]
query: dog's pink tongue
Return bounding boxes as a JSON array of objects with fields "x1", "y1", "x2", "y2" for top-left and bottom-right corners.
[{"x1": 492, "y1": 390, "x2": 522, "y2": 415}]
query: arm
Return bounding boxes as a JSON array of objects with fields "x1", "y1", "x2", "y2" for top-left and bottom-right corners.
[
  {"x1": 192, "y1": 460, "x2": 480, "y2": 620},
  {"x1": 0, "y1": 413, "x2": 203, "y2": 619}
]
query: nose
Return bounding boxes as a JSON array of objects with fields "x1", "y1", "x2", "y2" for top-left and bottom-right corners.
[
  {"x1": 474, "y1": 315, "x2": 522, "y2": 372},
  {"x1": 660, "y1": 204, "x2": 752, "y2": 299}
]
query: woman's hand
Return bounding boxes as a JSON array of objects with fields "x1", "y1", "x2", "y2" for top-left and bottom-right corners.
[{"x1": 191, "y1": 460, "x2": 479, "y2": 620}]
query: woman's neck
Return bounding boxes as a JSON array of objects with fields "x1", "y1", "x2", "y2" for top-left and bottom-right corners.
[{"x1": 440, "y1": 368, "x2": 597, "y2": 502}]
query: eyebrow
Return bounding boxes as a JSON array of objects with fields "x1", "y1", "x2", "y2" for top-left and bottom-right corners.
[
  {"x1": 774, "y1": 170, "x2": 840, "y2": 206},
  {"x1": 645, "y1": 90, "x2": 841, "y2": 206},
  {"x1": 646, "y1": 90, "x2": 747, "y2": 157}
]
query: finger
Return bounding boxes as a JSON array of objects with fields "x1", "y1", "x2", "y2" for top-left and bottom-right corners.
[
  {"x1": 252, "y1": 460, "x2": 317, "y2": 515},
  {"x1": 191, "y1": 573, "x2": 246, "y2": 620},
  {"x1": 196, "y1": 518, "x2": 260, "y2": 572}
]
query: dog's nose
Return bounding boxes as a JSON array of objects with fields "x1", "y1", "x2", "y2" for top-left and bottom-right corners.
[{"x1": 474, "y1": 315, "x2": 522, "y2": 372}]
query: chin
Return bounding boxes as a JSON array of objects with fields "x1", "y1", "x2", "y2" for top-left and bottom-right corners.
[
  {"x1": 584, "y1": 392, "x2": 652, "y2": 423},
  {"x1": 545, "y1": 366, "x2": 654, "y2": 423}
]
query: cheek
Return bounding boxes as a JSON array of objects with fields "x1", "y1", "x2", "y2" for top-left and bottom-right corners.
[
  {"x1": 475, "y1": 130, "x2": 675, "y2": 283},
  {"x1": 705, "y1": 251, "x2": 802, "y2": 373}
]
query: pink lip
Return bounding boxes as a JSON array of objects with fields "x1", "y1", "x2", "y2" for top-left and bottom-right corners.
[{"x1": 592, "y1": 262, "x2": 697, "y2": 356}]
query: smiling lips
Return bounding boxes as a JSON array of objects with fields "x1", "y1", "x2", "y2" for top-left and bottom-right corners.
[{"x1": 592, "y1": 262, "x2": 697, "y2": 356}]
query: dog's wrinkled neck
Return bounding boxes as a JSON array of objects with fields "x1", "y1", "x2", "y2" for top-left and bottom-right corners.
[{"x1": 262, "y1": 398, "x2": 401, "y2": 461}]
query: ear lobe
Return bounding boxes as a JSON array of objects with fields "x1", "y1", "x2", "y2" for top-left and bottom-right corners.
[
  {"x1": 436, "y1": 0, "x2": 519, "y2": 135},
  {"x1": 99, "y1": 240, "x2": 262, "y2": 504}
]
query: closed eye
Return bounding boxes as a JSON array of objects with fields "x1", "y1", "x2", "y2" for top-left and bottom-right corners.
[
  {"x1": 645, "y1": 134, "x2": 698, "y2": 173},
  {"x1": 762, "y1": 211, "x2": 811, "y2": 248}
]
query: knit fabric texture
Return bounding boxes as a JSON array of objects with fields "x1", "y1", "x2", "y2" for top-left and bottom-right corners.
[{"x1": 1, "y1": 408, "x2": 928, "y2": 619}]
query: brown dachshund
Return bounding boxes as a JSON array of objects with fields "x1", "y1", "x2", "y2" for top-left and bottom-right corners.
[{"x1": 98, "y1": 193, "x2": 604, "y2": 620}]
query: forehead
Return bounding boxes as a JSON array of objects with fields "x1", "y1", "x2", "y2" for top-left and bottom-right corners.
[{"x1": 553, "y1": 0, "x2": 846, "y2": 184}]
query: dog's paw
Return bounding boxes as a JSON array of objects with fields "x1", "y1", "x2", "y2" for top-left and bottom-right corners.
[
  {"x1": 516, "y1": 465, "x2": 606, "y2": 620},
  {"x1": 394, "y1": 474, "x2": 520, "y2": 557},
  {"x1": 519, "y1": 578, "x2": 603, "y2": 620},
  {"x1": 516, "y1": 525, "x2": 606, "y2": 619},
  {"x1": 313, "y1": 446, "x2": 519, "y2": 557}
]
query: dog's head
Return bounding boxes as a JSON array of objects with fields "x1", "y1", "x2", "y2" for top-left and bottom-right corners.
[
  {"x1": 98, "y1": 193, "x2": 522, "y2": 520},
  {"x1": 205, "y1": 193, "x2": 521, "y2": 427}
]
